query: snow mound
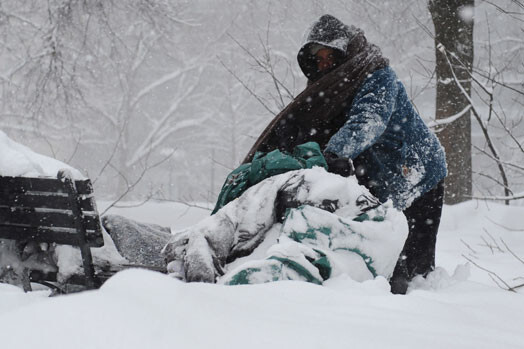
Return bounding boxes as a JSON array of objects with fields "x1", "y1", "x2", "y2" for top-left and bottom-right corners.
[
  {"x1": 409, "y1": 264, "x2": 470, "y2": 291},
  {"x1": 0, "y1": 268, "x2": 523, "y2": 349}
]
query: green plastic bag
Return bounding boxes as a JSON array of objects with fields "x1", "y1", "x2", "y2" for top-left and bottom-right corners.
[{"x1": 212, "y1": 142, "x2": 327, "y2": 214}]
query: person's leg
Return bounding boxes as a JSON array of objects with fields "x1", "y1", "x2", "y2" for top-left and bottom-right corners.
[
  {"x1": 390, "y1": 180, "x2": 445, "y2": 294},
  {"x1": 102, "y1": 215, "x2": 171, "y2": 267}
]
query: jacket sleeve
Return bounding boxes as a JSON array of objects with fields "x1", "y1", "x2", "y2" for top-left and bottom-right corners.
[{"x1": 325, "y1": 67, "x2": 399, "y2": 159}]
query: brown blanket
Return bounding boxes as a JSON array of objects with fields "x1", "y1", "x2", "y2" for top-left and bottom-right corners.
[{"x1": 243, "y1": 30, "x2": 389, "y2": 163}]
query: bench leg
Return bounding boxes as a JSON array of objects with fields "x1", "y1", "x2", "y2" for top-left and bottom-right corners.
[
  {"x1": 21, "y1": 268, "x2": 32, "y2": 292},
  {"x1": 79, "y1": 244, "x2": 96, "y2": 289},
  {"x1": 58, "y1": 170, "x2": 98, "y2": 289}
]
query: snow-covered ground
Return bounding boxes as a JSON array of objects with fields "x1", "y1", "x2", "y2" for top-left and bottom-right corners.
[
  {"x1": 1, "y1": 200, "x2": 523, "y2": 349},
  {"x1": 1, "y1": 129, "x2": 523, "y2": 348}
]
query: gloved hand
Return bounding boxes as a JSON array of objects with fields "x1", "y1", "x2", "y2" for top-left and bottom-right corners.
[
  {"x1": 323, "y1": 151, "x2": 354, "y2": 177},
  {"x1": 161, "y1": 213, "x2": 237, "y2": 283},
  {"x1": 162, "y1": 229, "x2": 223, "y2": 283}
]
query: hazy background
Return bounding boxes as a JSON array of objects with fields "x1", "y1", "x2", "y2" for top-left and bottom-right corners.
[{"x1": 0, "y1": 0, "x2": 522, "y2": 205}]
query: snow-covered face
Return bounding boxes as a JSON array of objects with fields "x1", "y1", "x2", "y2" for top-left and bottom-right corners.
[{"x1": 315, "y1": 47, "x2": 336, "y2": 72}]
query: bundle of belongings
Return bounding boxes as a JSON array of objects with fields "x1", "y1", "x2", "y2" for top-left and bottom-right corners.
[
  {"x1": 107, "y1": 142, "x2": 408, "y2": 286},
  {"x1": 0, "y1": 142, "x2": 408, "y2": 288}
]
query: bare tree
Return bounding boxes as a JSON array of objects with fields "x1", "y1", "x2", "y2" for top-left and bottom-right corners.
[
  {"x1": 0, "y1": 0, "x2": 210, "y2": 198},
  {"x1": 429, "y1": 0, "x2": 475, "y2": 204},
  {"x1": 426, "y1": 2, "x2": 524, "y2": 204}
]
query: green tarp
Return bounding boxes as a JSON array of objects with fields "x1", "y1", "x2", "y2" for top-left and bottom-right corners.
[
  {"x1": 212, "y1": 142, "x2": 327, "y2": 214},
  {"x1": 222, "y1": 204, "x2": 389, "y2": 285}
]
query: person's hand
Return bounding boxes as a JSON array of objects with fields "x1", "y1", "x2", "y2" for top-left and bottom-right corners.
[
  {"x1": 162, "y1": 230, "x2": 222, "y2": 283},
  {"x1": 323, "y1": 151, "x2": 354, "y2": 177}
]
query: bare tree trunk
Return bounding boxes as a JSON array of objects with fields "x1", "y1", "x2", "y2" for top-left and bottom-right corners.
[{"x1": 429, "y1": 0, "x2": 474, "y2": 204}]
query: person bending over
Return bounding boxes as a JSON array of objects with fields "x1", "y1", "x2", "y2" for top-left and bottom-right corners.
[{"x1": 243, "y1": 14, "x2": 447, "y2": 294}]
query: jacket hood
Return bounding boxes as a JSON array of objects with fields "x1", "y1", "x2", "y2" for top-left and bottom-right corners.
[{"x1": 298, "y1": 14, "x2": 360, "y2": 81}]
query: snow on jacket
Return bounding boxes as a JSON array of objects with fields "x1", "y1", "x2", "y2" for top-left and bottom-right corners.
[
  {"x1": 324, "y1": 66, "x2": 447, "y2": 209},
  {"x1": 295, "y1": 14, "x2": 447, "y2": 209}
]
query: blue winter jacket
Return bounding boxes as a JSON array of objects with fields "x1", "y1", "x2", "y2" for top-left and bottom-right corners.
[{"x1": 325, "y1": 66, "x2": 447, "y2": 209}]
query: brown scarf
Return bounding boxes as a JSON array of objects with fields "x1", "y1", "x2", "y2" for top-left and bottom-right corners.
[{"x1": 242, "y1": 31, "x2": 389, "y2": 164}]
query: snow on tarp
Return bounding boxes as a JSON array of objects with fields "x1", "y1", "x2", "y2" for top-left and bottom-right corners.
[
  {"x1": 163, "y1": 168, "x2": 407, "y2": 284},
  {"x1": 0, "y1": 130, "x2": 84, "y2": 179},
  {"x1": 220, "y1": 203, "x2": 407, "y2": 285}
]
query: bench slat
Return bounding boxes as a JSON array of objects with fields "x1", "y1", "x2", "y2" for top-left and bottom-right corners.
[
  {"x1": 0, "y1": 176, "x2": 93, "y2": 195},
  {"x1": 0, "y1": 207, "x2": 100, "y2": 231},
  {"x1": 0, "y1": 225, "x2": 104, "y2": 247},
  {"x1": 0, "y1": 192, "x2": 95, "y2": 211}
]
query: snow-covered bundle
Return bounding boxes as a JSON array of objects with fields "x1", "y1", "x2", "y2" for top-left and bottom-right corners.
[{"x1": 163, "y1": 167, "x2": 408, "y2": 285}]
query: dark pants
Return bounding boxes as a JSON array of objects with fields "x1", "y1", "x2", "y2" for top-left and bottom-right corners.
[{"x1": 390, "y1": 180, "x2": 445, "y2": 294}]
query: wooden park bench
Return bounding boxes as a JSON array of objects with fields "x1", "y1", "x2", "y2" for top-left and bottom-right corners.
[{"x1": 0, "y1": 170, "x2": 165, "y2": 293}]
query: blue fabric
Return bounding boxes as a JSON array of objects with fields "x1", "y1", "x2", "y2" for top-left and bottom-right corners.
[{"x1": 325, "y1": 66, "x2": 447, "y2": 209}]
